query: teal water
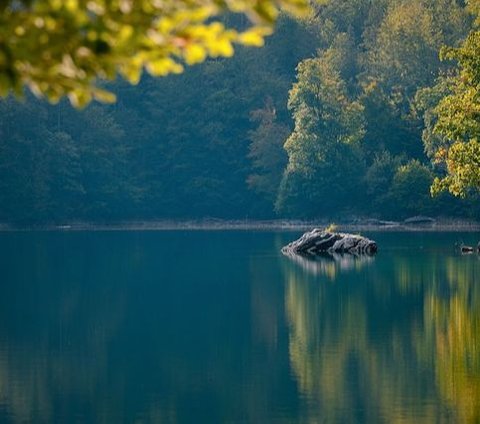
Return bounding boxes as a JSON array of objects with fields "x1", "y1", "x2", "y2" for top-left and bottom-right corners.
[{"x1": 0, "y1": 231, "x2": 479, "y2": 423}]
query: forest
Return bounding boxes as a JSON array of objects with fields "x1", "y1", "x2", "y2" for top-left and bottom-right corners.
[{"x1": 1, "y1": 0, "x2": 480, "y2": 224}]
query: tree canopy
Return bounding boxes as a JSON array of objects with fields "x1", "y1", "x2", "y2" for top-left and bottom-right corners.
[
  {"x1": 2, "y1": 0, "x2": 480, "y2": 224},
  {"x1": 429, "y1": 31, "x2": 480, "y2": 196},
  {"x1": 0, "y1": 0, "x2": 310, "y2": 106}
]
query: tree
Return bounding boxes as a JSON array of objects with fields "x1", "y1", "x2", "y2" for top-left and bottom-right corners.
[
  {"x1": 0, "y1": 97, "x2": 86, "y2": 222},
  {"x1": 247, "y1": 98, "x2": 289, "y2": 204},
  {"x1": 389, "y1": 159, "x2": 435, "y2": 217},
  {"x1": 362, "y1": 0, "x2": 468, "y2": 105},
  {"x1": 276, "y1": 34, "x2": 366, "y2": 217},
  {"x1": 363, "y1": 151, "x2": 404, "y2": 214},
  {"x1": 0, "y1": 0, "x2": 310, "y2": 107},
  {"x1": 358, "y1": 0, "x2": 469, "y2": 164},
  {"x1": 429, "y1": 30, "x2": 480, "y2": 197},
  {"x1": 413, "y1": 76, "x2": 454, "y2": 161}
]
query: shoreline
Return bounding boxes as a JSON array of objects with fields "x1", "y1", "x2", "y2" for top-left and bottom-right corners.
[{"x1": 1, "y1": 218, "x2": 480, "y2": 232}]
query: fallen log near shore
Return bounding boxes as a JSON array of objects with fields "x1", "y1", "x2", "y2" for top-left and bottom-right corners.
[{"x1": 282, "y1": 228, "x2": 377, "y2": 256}]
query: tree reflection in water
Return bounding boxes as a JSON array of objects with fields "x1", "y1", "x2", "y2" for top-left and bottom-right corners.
[
  {"x1": 282, "y1": 249, "x2": 374, "y2": 279},
  {"x1": 283, "y1": 247, "x2": 480, "y2": 423},
  {"x1": 0, "y1": 232, "x2": 479, "y2": 423}
]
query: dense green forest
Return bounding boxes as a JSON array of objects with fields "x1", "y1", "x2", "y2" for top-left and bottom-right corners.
[{"x1": 1, "y1": 0, "x2": 480, "y2": 224}]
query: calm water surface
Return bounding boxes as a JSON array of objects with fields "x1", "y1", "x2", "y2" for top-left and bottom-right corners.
[{"x1": 0, "y1": 231, "x2": 479, "y2": 423}]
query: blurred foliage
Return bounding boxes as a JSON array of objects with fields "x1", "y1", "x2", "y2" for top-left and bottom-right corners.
[{"x1": 0, "y1": 0, "x2": 310, "y2": 106}]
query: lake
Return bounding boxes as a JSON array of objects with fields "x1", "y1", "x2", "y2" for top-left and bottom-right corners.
[{"x1": 0, "y1": 230, "x2": 479, "y2": 423}]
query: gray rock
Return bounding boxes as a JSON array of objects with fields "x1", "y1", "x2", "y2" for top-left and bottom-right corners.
[
  {"x1": 282, "y1": 228, "x2": 377, "y2": 256},
  {"x1": 361, "y1": 218, "x2": 399, "y2": 226},
  {"x1": 404, "y1": 216, "x2": 436, "y2": 225}
]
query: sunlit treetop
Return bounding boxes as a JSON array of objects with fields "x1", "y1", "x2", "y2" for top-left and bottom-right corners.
[
  {"x1": 430, "y1": 30, "x2": 480, "y2": 197},
  {"x1": 0, "y1": 0, "x2": 311, "y2": 107},
  {"x1": 424, "y1": 0, "x2": 480, "y2": 198}
]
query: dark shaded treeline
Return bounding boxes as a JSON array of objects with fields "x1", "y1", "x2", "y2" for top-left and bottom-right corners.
[{"x1": 0, "y1": 2, "x2": 479, "y2": 224}]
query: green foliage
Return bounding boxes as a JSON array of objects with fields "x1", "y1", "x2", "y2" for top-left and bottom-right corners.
[
  {"x1": 362, "y1": 0, "x2": 468, "y2": 104},
  {"x1": 0, "y1": 0, "x2": 478, "y2": 223},
  {"x1": 247, "y1": 98, "x2": 289, "y2": 204},
  {"x1": 0, "y1": 16, "x2": 317, "y2": 222},
  {"x1": 413, "y1": 76, "x2": 454, "y2": 160},
  {"x1": 274, "y1": 0, "x2": 474, "y2": 219},
  {"x1": 325, "y1": 222, "x2": 338, "y2": 232},
  {"x1": 276, "y1": 36, "x2": 366, "y2": 217},
  {"x1": 0, "y1": 0, "x2": 311, "y2": 107},
  {"x1": 428, "y1": 29, "x2": 480, "y2": 196},
  {"x1": 389, "y1": 159, "x2": 434, "y2": 216},
  {"x1": 360, "y1": 83, "x2": 422, "y2": 158},
  {"x1": 432, "y1": 140, "x2": 480, "y2": 197},
  {"x1": 364, "y1": 151, "x2": 404, "y2": 213},
  {"x1": 0, "y1": 98, "x2": 85, "y2": 221},
  {"x1": 357, "y1": 0, "x2": 470, "y2": 166},
  {"x1": 364, "y1": 0, "x2": 438, "y2": 95},
  {"x1": 307, "y1": 0, "x2": 372, "y2": 47}
]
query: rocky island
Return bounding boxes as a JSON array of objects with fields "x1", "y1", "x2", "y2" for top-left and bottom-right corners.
[{"x1": 282, "y1": 228, "x2": 377, "y2": 256}]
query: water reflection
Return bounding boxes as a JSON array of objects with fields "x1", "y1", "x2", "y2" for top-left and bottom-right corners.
[
  {"x1": 0, "y1": 232, "x2": 299, "y2": 423},
  {"x1": 0, "y1": 232, "x2": 479, "y2": 423},
  {"x1": 282, "y1": 238, "x2": 480, "y2": 423},
  {"x1": 424, "y1": 256, "x2": 480, "y2": 423},
  {"x1": 282, "y1": 250, "x2": 375, "y2": 278}
]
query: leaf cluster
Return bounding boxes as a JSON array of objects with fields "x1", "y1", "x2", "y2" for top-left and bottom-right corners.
[{"x1": 0, "y1": 0, "x2": 310, "y2": 106}]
